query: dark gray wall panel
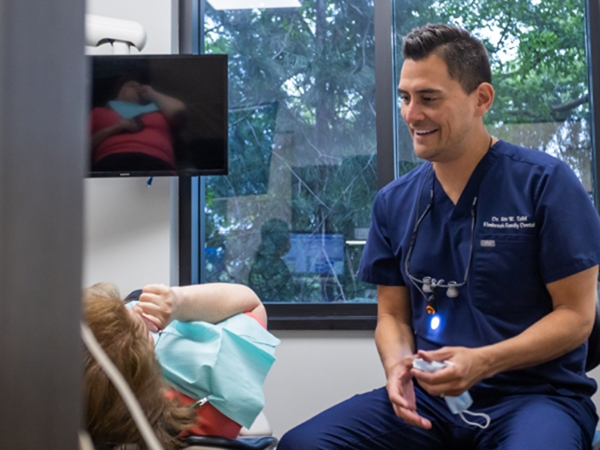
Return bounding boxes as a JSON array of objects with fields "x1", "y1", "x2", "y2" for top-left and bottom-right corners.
[{"x1": 0, "y1": 0, "x2": 86, "y2": 448}]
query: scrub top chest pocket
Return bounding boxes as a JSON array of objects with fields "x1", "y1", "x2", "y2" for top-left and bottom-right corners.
[{"x1": 471, "y1": 231, "x2": 548, "y2": 319}]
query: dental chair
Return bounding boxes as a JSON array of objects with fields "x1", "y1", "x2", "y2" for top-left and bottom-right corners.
[
  {"x1": 182, "y1": 411, "x2": 277, "y2": 449},
  {"x1": 101, "y1": 412, "x2": 277, "y2": 450},
  {"x1": 183, "y1": 436, "x2": 276, "y2": 450}
]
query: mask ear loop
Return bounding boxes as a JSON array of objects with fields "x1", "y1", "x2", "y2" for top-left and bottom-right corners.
[{"x1": 459, "y1": 410, "x2": 491, "y2": 429}]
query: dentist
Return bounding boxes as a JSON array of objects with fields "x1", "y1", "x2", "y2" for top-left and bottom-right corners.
[{"x1": 279, "y1": 23, "x2": 600, "y2": 450}]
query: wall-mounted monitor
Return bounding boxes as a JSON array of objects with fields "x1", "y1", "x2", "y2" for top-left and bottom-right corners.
[{"x1": 88, "y1": 54, "x2": 228, "y2": 178}]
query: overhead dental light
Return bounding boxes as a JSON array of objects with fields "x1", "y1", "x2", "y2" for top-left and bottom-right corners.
[
  {"x1": 207, "y1": 0, "x2": 301, "y2": 10},
  {"x1": 85, "y1": 14, "x2": 147, "y2": 54}
]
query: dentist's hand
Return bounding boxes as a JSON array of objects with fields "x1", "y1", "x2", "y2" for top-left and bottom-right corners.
[
  {"x1": 411, "y1": 348, "x2": 488, "y2": 397},
  {"x1": 386, "y1": 355, "x2": 432, "y2": 429}
]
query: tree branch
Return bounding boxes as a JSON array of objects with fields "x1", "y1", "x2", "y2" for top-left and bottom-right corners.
[{"x1": 550, "y1": 94, "x2": 589, "y2": 113}]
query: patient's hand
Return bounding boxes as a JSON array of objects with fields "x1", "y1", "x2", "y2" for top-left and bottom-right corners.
[{"x1": 137, "y1": 284, "x2": 181, "y2": 330}]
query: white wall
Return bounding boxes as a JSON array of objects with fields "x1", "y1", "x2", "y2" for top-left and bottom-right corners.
[{"x1": 83, "y1": 177, "x2": 173, "y2": 294}]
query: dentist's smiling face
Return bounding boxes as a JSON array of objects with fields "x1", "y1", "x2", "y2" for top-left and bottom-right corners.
[{"x1": 398, "y1": 54, "x2": 480, "y2": 163}]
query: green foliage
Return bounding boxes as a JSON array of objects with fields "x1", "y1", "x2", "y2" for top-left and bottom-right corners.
[{"x1": 419, "y1": 0, "x2": 589, "y2": 124}]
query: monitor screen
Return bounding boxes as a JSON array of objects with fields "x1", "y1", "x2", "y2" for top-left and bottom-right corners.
[
  {"x1": 283, "y1": 233, "x2": 345, "y2": 275},
  {"x1": 88, "y1": 54, "x2": 228, "y2": 178}
]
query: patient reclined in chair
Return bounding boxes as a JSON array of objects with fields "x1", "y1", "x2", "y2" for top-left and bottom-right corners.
[{"x1": 83, "y1": 282, "x2": 279, "y2": 450}]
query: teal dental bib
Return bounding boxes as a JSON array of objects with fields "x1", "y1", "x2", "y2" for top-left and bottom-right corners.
[
  {"x1": 108, "y1": 100, "x2": 159, "y2": 119},
  {"x1": 153, "y1": 313, "x2": 280, "y2": 428}
]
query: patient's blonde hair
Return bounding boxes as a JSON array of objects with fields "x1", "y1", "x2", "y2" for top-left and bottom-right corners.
[{"x1": 83, "y1": 283, "x2": 194, "y2": 449}]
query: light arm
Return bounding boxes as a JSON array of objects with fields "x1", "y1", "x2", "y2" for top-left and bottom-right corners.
[{"x1": 85, "y1": 15, "x2": 147, "y2": 51}]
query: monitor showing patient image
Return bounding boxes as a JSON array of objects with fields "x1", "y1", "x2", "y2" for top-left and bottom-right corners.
[{"x1": 88, "y1": 54, "x2": 228, "y2": 177}]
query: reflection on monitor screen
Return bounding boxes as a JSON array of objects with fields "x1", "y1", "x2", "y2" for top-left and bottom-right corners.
[
  {"x1": 88, "y1": 54, "x2": 228, "y2": 178},
  {"x1": 283, "y1": 233, "x2": 345, "y2": 275}
]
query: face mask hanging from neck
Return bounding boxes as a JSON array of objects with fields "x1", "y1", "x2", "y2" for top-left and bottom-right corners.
[{"x1": 444, "y1": 391, "x2": 491, "y2": 429}]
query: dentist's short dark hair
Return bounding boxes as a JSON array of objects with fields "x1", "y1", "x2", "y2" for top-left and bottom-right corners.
[{"x1": 402, "y1": 23, "x2": 491, "y2": 94}]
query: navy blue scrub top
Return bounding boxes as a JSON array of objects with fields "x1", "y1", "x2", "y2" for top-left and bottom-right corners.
[{"x1": 359, "y1": 140, "x2": 600, "y2": 399}]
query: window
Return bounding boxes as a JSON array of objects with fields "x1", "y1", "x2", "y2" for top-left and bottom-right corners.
[
  {"x1": 200, "y1": 1, "x2": 379, "y2": 327},
  {"x1": 185, "y1": 0, "x2": 600, "y2": 328}
]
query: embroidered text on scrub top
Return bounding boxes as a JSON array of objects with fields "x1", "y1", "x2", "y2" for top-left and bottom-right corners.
[{"x1": 482, "y1": 215, "x2": 536, "y2": 229}]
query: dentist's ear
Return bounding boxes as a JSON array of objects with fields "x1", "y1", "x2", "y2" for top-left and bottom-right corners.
[{"x1": 474, "y1": 82, "x2": 494, "y2": 117}]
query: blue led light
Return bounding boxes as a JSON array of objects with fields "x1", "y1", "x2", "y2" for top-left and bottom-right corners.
[{"x1": 430, "y1": 315, "x2": 441, "y2": 330}]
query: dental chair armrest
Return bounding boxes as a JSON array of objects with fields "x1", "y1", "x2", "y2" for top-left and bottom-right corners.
[
  {"x1": 184, "y1": 436, "x2": 277, "y2": 450},
  {"x1": 239, "y1": 412, "x2": 273, "y2": 437}
]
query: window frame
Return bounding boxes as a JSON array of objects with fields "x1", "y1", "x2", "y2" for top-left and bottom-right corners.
[{"x1": 586, "y1": 0, "x2": 600, "y2": 209}]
